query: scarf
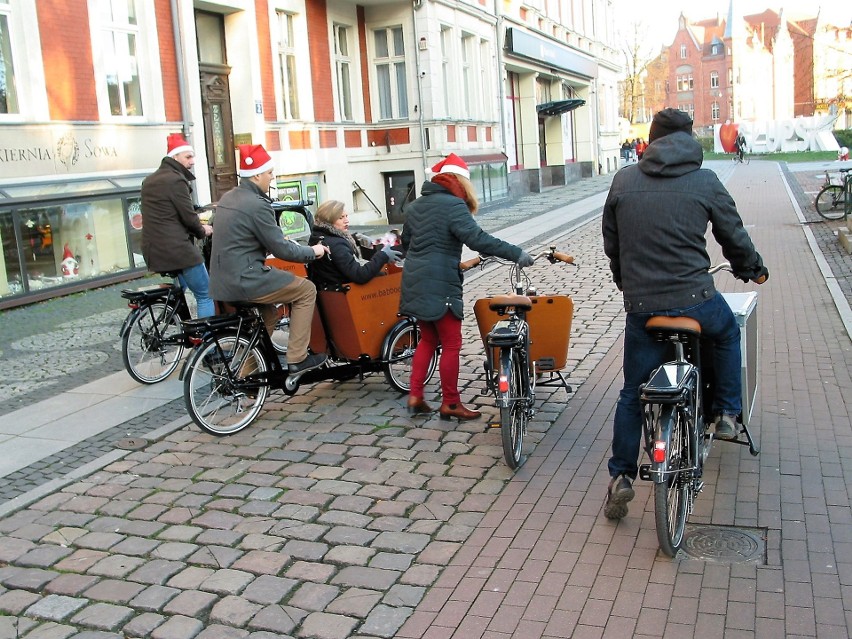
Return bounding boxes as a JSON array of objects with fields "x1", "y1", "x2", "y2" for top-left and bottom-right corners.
[{"x1": 313, "y1": 221, "x2": 358, "y2": 254}]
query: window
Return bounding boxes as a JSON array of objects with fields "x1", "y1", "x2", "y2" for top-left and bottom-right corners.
[
  {"x1": 480, "y1": 39, "x2": 492, "y2": 119},
  {"x1": 461, "y1": 33, "x2": 474, "y2": 116},
  {"x1": 711, "y1": 101, "x2": 720, "y2": 120},
  {"x1": 333, "y1": 24, "x2": 353, "y2": 121},
  {"x1": 97, "y1": 0, "x2": 143, "y2": 116},
  {"x1": 710, "y1": 71, "x2": 719, "y2": 89},
  {"x1": 276, "y1": 11, "x2": 299, "y2": 120},
  {"x1": 0, "y1": 0, "x2": 18, "y2": 114},
  {"x1": 440, "y1": 25, "x2": 452, "y2": 117},
  {"x1": 711, "y1": 43, "x2": 719, "y2": 55},
  {"x1": 680, "y1": 44, "x2": 686, "y2": 59},
  {"x1": 374, "y1": 26, "x2": 407, "y2": 120},
  {"x1": 677, "y1": 74, "x2": 693, "y2": 92}
]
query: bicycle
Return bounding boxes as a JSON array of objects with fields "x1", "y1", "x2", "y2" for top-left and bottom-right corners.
[
  {"x1": 179, "y1": 263, "x2": 436, "y2": 436},
  {"x1": 814, "y1": 167, "x2": 851, "y2": 220},
  {"x1": 637, "y1": 263, "x2": 764, "y2": 556},
  {"x1": 463, "y1": 246, "x2": 575, "y2": 469},
  {"x1": 732, "y1": 147, "x2": 750, "y2": 165}
]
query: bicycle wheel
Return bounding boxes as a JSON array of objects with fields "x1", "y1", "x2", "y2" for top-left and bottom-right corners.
[
  {"x1": 270, "y1": 311, "x2": 289, "y2": 355},
  {"x1": 499, "y1": 347, "x2": 527, "y2": 469},
  {"x1": 815, "y1": 185, "x2": 846, "y2": 220},
  {"x1": 121, "y1": 302, "x2": 184, "y2": 384},
  {"x1": 184, "y1": 334, "x2": 269, "y2": 436},
  {"x1": 382, "y1": 320, "x2": 436, "y2": 394},
  {"x1": 653, "y1": 404, "x2": 690, "y2": 557}
]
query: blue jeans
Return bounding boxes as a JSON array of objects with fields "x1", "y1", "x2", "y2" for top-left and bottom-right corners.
[
  {"x1": 178, "y1": 262, "x2": 214, "y2": 318},
  {"x1": 608, "y1": 293, "x2": 741, "y2": 479}
]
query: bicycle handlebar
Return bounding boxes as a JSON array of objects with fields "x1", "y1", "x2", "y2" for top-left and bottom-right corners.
[
  {"x1": 459, "y1": 246, "x2": 575, "y2": 272},
  {"x1": 710, "y1": 261, "x2": 767, "y2": 285}
]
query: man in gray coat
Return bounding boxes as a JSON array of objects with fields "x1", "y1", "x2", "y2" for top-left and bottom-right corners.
[
  {"x1": 209, "y1": 144, "x2": 328, "y2": 374},
  {"x1": 141, "y1": 133, "x2": 214, "y2": 316},
  {"x1": 601, "y1": 108, "x2": 768, "y2": 520}
]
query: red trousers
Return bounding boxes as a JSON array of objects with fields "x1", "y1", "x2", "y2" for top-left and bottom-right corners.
[{"x1": 409, "y1": 312, "x2": 462, "y2": 404}]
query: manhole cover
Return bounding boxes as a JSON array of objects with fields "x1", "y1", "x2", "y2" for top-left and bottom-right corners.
[
  {"x1": 680, "y1": 525, "x2": 766, "y2": 564},
  {"x1": 115, "y1": 437, "x2": 148, "y2": 450}
]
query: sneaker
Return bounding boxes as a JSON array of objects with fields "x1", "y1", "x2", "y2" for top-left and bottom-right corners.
[
  {"x1": 714, "y1": 414, "x2": 738, "y2": 440},
  {"x1": 288, "y1": 353, "x2": 328, "y2": 375},
  {"x1": 604, "y1": 474, "x2": 635, "y2": 520}
]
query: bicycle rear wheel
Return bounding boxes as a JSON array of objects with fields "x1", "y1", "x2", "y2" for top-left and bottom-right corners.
[
  {"x1": 383, "y1": 320, "x2": 436, "y2": 394},
  {"x1": 815, "y1": 185, "x2": 846, "y2": 220},
  {"x1": 121, "y1": 302, "x2": 184, "y2": 384},
  {"x1": 184, "y1": 334, "x2": 269, "y2": 435},
  {"x1": 653, "y1": 404, "x2": 690, "y2": 557},
  {"x1": 498, "y1": 347, "x2": 527, "y2": 469}
]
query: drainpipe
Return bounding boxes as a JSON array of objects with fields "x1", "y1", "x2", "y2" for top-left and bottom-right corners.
[
  {"x1": 494, "y1": 1, "x2": 508, "y2": 172},
  {"x1": 411, "y1": 1, "x2": 428, "y2": 177},
  {"x1": 170, "y1": 0, "x2": 192, "y2": 140}
]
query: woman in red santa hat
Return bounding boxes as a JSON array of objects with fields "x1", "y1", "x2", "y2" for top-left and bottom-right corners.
[{"x1": 401, "y1": 153, "x2": 534, "y2": 421}]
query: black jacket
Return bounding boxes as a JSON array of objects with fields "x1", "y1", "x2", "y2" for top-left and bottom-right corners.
[
  {"x1": 602, "y1": 131, "x2": 764, "y2": 313},
  {"x1": 308, "y1": 223, "x2": 390, "y2": 289},
  {"x1": 401, "y1": 180, "x2": 522, "y2": 321}
]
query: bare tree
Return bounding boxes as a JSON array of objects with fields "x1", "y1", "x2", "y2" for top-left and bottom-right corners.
[{"x1": 618, "y1": 21, "x2": 658, "y2": 124}]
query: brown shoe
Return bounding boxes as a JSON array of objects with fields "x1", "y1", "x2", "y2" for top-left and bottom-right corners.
[
  {"x1": 439, "y1": 402, "x2": 481, "y2": 422},
  {"x1": 407, "y1": 396, "x2": 435, "y2": 415}
]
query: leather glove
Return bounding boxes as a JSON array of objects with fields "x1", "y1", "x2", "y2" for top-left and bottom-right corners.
[
  {"x1": 735, "y1": 264, "x2": 769, "y2": 283},
  {"x1": 517, "y1": 251, "x2": 535, "y2": 268},
  {"x1": 381, "y1": 244, "x2": 404, "y2": 265}
]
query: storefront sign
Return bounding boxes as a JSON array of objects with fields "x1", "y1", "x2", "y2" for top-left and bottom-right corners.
[
  {"x1": 0, "y1": 124, "x2": 169, "y2": 181},
  {"x1": 505, "y1": 27, "x2": 598, "y2": 79}
]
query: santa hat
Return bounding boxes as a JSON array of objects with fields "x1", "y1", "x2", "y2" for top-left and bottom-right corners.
[
  {"x1": 62, "y1": 243, "x2": 74, "y2": 261},
  {"x1": 238, "y1": 144, "x2": 274, "y2": 177},
  {"x1": 166, "y1": 133, "x2": 193, "y2": 157},
  {"x1": 430, "y1": 153, "x2": 470, "y2": 180}
]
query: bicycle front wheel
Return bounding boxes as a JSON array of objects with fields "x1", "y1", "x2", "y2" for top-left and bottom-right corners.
[
  {"x1": 653, "y1": 404, "x2": 690, "y2": 557},
  {"x1": 499, "y1": 347, "x2": 528, "y2": 469},
  {"x1": 383, "y1": 320, "x2": 436, "y2": 394},
  {"x1": 184, "y1": 334, "x2": 269, "y2": 436},
  {"x1": 815, "y1": 185, "x2": 846, "y2": 220},
  {"x1": 121, "y1": 302, "x2": 184, "y2": 384}
]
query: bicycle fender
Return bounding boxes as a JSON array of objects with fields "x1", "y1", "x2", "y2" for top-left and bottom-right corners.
[
  {"x1": 380, "y1": 316, "x2": 417, "y2": 362},
  {"x1": 119, "y1": 308, "x2": 141, "y2": 338}
]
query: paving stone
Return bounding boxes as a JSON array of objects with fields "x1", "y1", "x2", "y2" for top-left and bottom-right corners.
[
  {"x1": 163, "y1": 589, "x2": 219, "y2": 617},
  {"x1": 195, "y1": 624, "x2": 251, "y2": 639},
  {"x1": 157, "y1": 525, "x2": 203, "y2": 541},
  {"x1": 2, "y1": 568, "x2": 59, "y2": 591},
  {"x1": 127, "y1": 560, "x2": 186, "y2": 585},
  {"x1": 70, "y1": 602, "x2": 134, "y2": 631},
  {"x1": 81, "y1": 579, "x2": 145, "y2": 604},
  {"x1": 229, "y1": 550, "x2": 290, "y2": 575},
  {"x1": 25, "y1": 594, "x2": 88, "y2": 621},
  {"x1": 87, "y1": 554, "x2": 146, "y2": 578},
  {"x1": 208, "y1": 595, "x2": 264, "y2": 626},
  {"x1": 325, "y1": 587, "x2": 383, "y2": 618},
  {"x1": 73, "y1": 532, "x2": 125, "y2": 551},
  {"x1": 247, "y1": 604, "x2": 303, "y2": 634},
  {"x1": 323, "y1": 526, "x2": 379, "y2": 546},
  {"x1": 369, "y1": 552, "x2": 413, "y2": 572},
  {"x1": 284, "y1": 562, "x2": 336, "y2": 583},
  {"x1": 151, "y1": 614, "x2": 205, "y2": 639},
  {"x1": 268, "y1": 521, "x2": 327, "y2": 542},
  {"x1": 54, "y1": 550, "x2": 108, "y2": 573},
  {"x1": 281, "y1": 540, "x2": 328, "y2": 561},
  {"x1": 399, "y1": 564, "x2": 441, "y2": 587},
  {"x1": 369, "y1": 532, "x2": 430, "y2": 554},
  {"x1": 331, "y1": 566, "x2": 400, "y2": 591},
  {"x1": 359, "y1": 603, "x2": 414, "y2": 638},
  {"x1": 241, "y1": 575, "x2": 299, "y2": 605},
  {"x1": 186, "y1": 545, "x2": 244, "y2": 569},
  {"x1": 121, "y1": 612, "x2": 166, "y2": 637},
  {"x1": 16, "y1": 620, "x2": 76, "y2": 638},
  {"x1": 287, "y1": 582, "x2": 339, "y2": 612},
  {"x1": 199, "y1": 569, "x2": 255, "y2": 595},
  {"x1": 16, "y1": 545, "x2": 75, "y2": 568},
  {"x1": 382, "y1": 584, "x2": 425, "y2": 607},
  {"x1": 128, "y1": 584, "x2": 181, "y2": 612},
  {"x1": 153, "y1": 542, "x2": 199, "y2": 561},
  {"x1": 0, "y1": 588, "x2": 41, "y2": 614},
  {"x1": 109, "y1": 536, "x2": 161, "y2": 556},
  {"x1": 167, "y1": 566, "x2": 215, "y2": 590},
  {"x1": 323, "y1": 545, "x2": 376, "y2": 567},
  {"x1": 298, "y1": 611, "x2": 359, "y2": 639}
]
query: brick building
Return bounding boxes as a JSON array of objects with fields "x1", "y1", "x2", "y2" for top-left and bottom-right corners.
[{"x1": 0, "y1": 0, "x2": 620, "y2": 308}]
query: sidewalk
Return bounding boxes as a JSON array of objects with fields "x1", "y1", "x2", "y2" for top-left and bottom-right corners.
[{"x1": 0, "y1": 161, "x2": 850, "y2": 638}]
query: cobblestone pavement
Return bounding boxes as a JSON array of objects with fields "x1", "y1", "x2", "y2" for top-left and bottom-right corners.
[{"x1": 0, "y1": 161, "x2": 849, "y2": 638}]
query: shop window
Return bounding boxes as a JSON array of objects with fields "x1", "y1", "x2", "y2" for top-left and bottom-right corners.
[{"x1": 469, "y1": 162, "x2": 508, "y2": 206}]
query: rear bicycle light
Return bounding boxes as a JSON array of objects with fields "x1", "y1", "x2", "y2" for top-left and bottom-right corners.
[
  {"x1": 498, "y1": 375, "x2": 509, "y2": 393},
  {"x1": 653, "y1": 440, "x2": 666, "y2": 463},
  {"x1": 188, "y1": 336, "x2": 203, "y2": 346}
]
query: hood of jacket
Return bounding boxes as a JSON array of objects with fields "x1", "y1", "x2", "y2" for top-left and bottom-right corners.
[{"x1": 638, "y1": 131, "x2": 703, "y2": 178}]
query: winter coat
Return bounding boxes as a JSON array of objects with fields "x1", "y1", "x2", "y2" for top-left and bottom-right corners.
[
  {"x1": 307, "y1": 223, "x2": 390, "y2": 289},
  {"x1": 400, "y1": 180, "x2": 522, "y2": 321},
  {"x1": 209, "y1": 179, "x2": 317, "y2": 302},
  {"x1": 602, "y1": 131, "x2": 764, "y2": 313},
  {"x1": 140, "y1": 157, "x2": 205, "y2": 273}
]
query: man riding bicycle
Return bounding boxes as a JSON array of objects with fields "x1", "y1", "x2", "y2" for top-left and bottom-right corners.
[{"x1": 734, "y1": 131, "x2": 747, "y2": 162}]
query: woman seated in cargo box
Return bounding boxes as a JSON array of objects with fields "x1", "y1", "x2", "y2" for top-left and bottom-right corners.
[{"x1": 307, "y1": 200, "x2": 402, "y2": 290}]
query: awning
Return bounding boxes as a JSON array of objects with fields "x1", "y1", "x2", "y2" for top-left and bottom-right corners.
[
  {"x1": 457, "y1": 152, "x2": 508, "y2": 165},
  {"x1": 536, "y1": 99, "x2": 586, "y2": 116}
]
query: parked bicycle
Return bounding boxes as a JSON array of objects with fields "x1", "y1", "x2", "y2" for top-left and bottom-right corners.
[
  {"x1": 814, "y1": 167, "x2": 851, "y2": 220},
  {"x1": 179, "y1": 262, "x2": 436, "y2": 436},
  {"x1": 638, "y1": 263, "x2": 764, "y2": 557},
  {"x1": 462, "y1": 246, "x2": 575, "y2": 469}
]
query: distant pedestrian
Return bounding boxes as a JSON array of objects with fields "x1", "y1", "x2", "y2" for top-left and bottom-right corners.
[{"x1": 141, "y1": 133, "x2": 214, "y2": 317}]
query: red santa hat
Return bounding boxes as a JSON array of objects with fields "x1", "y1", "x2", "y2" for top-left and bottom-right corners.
[
  {"x1": 166, "y1": 133, "x2": 193, "y2": 157},
  {"x1": 62, "y1": 243, "x2": 74, "y2": 261},
  {"x1": 238, "y1": 144, "x2": 274, "y2": 177},
  {"x1": 430, "y1": 153, "x2": 470, "y2": 180}
]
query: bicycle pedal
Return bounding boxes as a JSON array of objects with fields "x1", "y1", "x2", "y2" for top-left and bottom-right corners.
[{"x1": 638, "y1": 464, "x2": 653, "y2": 481}]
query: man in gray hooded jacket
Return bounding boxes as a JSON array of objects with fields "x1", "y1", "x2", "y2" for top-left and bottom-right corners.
[{"x1": 601, "y1": 108, "x2": 768, "y2": 520}]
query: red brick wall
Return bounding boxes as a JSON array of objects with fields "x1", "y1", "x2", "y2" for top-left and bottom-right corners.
[
  {"x1": 319, "y1": 130, "x2": 337, "y2": 148},
  {"x1": 37, "y1": 0, "x2": 98, "y2": 120},
  {"x1": 307, "y1": 0, "x2": 334, "y2": 121},
  {"x1": 447, "y1": 125, "x2": 456, "y2": 143},
  {"x1": 289, "y1": 130, "x2": 312, "y2": 149},
  {"x1": 154, "y1": 0, "x2": 181, "y2": 123},
  {"x1": 367, "y1": 128, "x2": 410, "y2": 147},
  {"x1": 265, "y1": 130, "x2": 282, "y2": 151},
  {"x1": 344, "y1": 130, "x2": 362, "y2": 147},
  {"x1": 255, "y1": 0, "x2": 277, "y2": 121},
  {"x1": 467, "y1": 126, "x2": 477, "y2": 142}
]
